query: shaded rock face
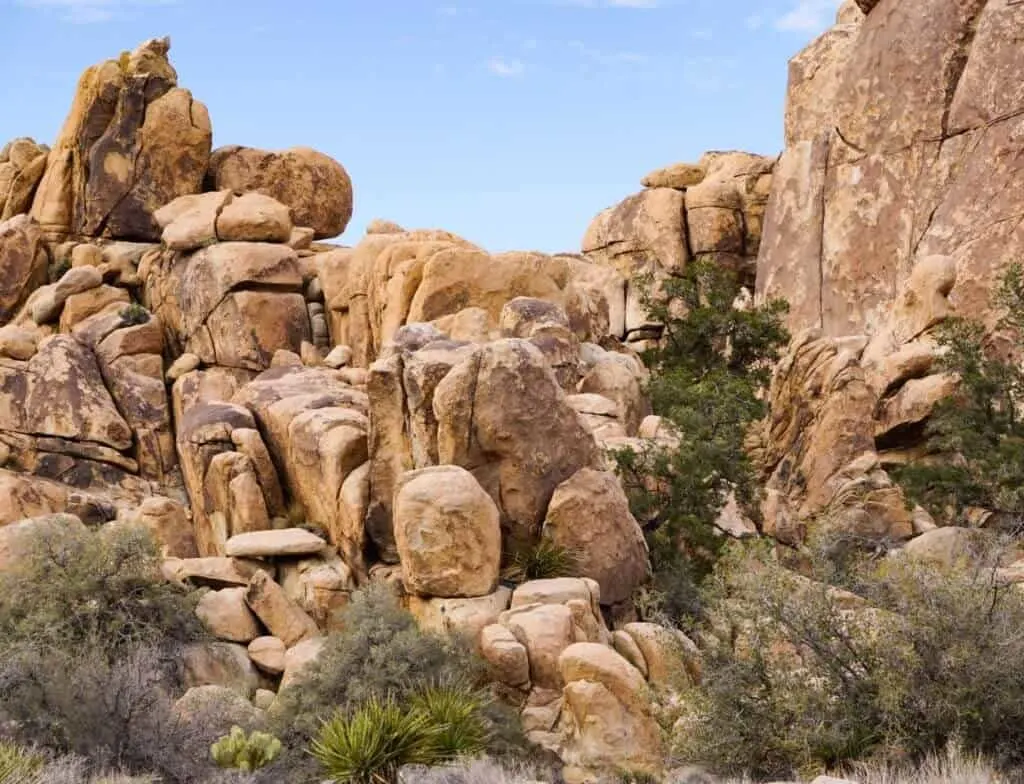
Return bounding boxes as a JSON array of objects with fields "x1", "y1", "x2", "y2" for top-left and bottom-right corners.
[
  {"x1": 0, "y1": 138, "x2": 48, "y2": 221},
  {"x1": 30, "y1": 38, "x2": 212, "y2": 242}
]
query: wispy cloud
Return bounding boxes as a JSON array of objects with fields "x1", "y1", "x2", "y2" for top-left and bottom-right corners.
[
  {"x1": 775, "y1": 0, "x2": 840, "y2": 32},
  {"x1": 18, "y1": 0, "x2": 176, "y2": 23},
  {"x1": 487, "y1": 57, "x2": 525, "y2": 77}
]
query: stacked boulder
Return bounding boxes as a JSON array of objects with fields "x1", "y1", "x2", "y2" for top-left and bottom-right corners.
[
  {"x1": 582, "y1": 150, "x2": 775, "y2": 348},
  {"x1": 0, "y1": 35, "x2": 697, "y2": 782}
]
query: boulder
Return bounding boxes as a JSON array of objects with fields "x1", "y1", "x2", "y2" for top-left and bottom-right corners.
[
  {"x1": 406, "y1": 587, "x2": 512, "y2": 641},
  {"x1": 480, "y1": 624, "x2": 531, "y2": 688},
  {"x1": 247, "y1": 636, "x2": 287, "y2": 675},
  {"x1": 0, "y1": 215, "x2": 48, "y2": 322},
  {"x1": 216, "y1": 192, "x2": 293, "y2": 244},
  {"x1": 542, "y1": 468, "x2": 651, "y2": 605},
  {"x1": 30, "y1": 38, "x2": 211, "y2": 241},
  {"x1": 558, "y1": 643, "x2": 664, "y2": 781},
  {"x1": 500, "y1": 603, "x2": 575, "y2": 690},
  {"x1": 173, "y1": 685, "x2": 264, "y2": 733},
  {"x1": 195, "y1": 587, "x2": 263, "y2": 643},
  {"x1": 181, "y1": 641, "x2": 260, "y2": 698},
  {"x1": 206, "y1": 145, "x2": 353, "y2": 239},
  {"x1": 0, "y1": 138, "x2": 48, "y2": 221},
  {"x1": 393, "y1": 465, "x2": 502, "y2": 598},
  {"x1": 244, "y1": 569, "x2": 321, "y2": 648},
  {"x1": 225, "y1": 528, "x2": 327, "y2": 559},
  {"x1": 433, "y1": 339, "x2": 598, "y2": 546}
]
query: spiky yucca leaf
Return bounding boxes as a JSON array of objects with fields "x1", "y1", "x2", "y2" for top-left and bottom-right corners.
[
  {"x1": 409, "y1": 680, "x2": 492, "y2": 759},
  {"x1": 311, "y1": 697, "x2": 443, "y2": 784},
  {"x1": 503, "y1": 538, "x2": 581, "y2": 583}
]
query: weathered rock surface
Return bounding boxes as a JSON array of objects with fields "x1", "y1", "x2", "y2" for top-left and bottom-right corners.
[
  {"x1": 30, "y1": 38, "x2": 211, "y2": 242},
  {"x1": 206, "y1": 145, "x2": 352, "y2": 239},
  {"x1": 0, "y1": 138, "x2": 48, "y2": 221},
  {"x1": 393, "y1": 465, "x2": 502, "y2": 598}
]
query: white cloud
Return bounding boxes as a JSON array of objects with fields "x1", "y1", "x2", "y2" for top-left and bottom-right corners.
[
  {"x1": 487, "y1": 57, "x2": 525, "y2": 77},
  {"x1": 18, "y1": 0, "x2": 175, "y2": 23},
  {"x1": 775, "y1": 0, "x2": 841, "y2": 32}
]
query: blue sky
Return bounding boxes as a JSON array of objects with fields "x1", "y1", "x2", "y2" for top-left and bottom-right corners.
[{"x1": 0, "y1": 0, "x2": 839, "y2": 252}]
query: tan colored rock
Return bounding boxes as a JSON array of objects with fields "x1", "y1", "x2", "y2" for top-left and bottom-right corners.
[
  {"x1": 623, "y1": 622, "x2": 699, "y2": 686},
  {"x1": 902, "y1": 527, "x2": 991, "y2": 568},
  {"x1": 244, "y1": 569, "x2": 321, "y2": 648},
  {"x1": 247, "y1": 636, "x2": 286, "y2": 675},
  {"x1": 577, "y1": 358, "x2": 647, "y2": 435},
  {"x1": 393, "y1": 465, "x2": 502, "y2": 598},
  {"x1": 279, "y1": 636, "x2": 326, "y2": 692},
  {"x1": 225, "y1": 528, "x2": 327, "y2": 559},
  {"x1": 640, "y1": 162, "x2": 706, "y2": 189},
  {"x1": 166, "y1": 556, "x2": 268, "y2": 588},
  {"x1": 324, "y1": 344, "x2": 353, "y2": 369},
  {"x1": 366, "y1": 218, "x2": 404, "y2": 234},
  {"x1": 558, "y1": 643, "x2": 663, "y2": 780},
  {"x1": 582, "y1": 188, "x2": 688, "y2": 277},
  {"x1": 542, "y1": 468, "x2": 650, "y2": 605},
  {"x1": 31, "y1": 38, "x2": 211, "y2": 242},
  {"x1": 167, "y1": 352, "x2": 201, "y2": 380},
  {"x1": 501, "y1": 603, "x2": 575, "y2": 690},
  {"x1": 157, "y1": 190, "x2": 232, "y2": 251},
  {"x1": 511, "y1": 577, "x2": 603, "y2": 612},
  {"x1": 207, "y1": 145, "x2": 353, "y2": 239},
  {"x1": 433, "y1": 339, "x2": 598, "y2": 545},
  {"x1": 196, "y1": 587, "x2": 263, "y2": 643},
  {"x1": 611, "y1": 630, "x2": 648, "y2": 678},
  {"x1": 407, "y1": 587, "x2": 512, "y2": 641},
  {"x1": 181, "y1": 641, "x2": 260, "y2": 698},
  {"x1": 58, "y1": 285, "x2": 129, "y2": 331},
  {"x1": 0, "y1": 513, "x2": 87, "y2": 572},
  {"x1": 0, "y1": 324, "x2": 40, "y2": 360},
  {"x1": 0, "y1": 138, "x2": 48, "y2": 221},
  {"x1": 216, "y1": 192, "x2": 293, "y2": 244},
  {"x1": 124, "y1": 496, "x2": 197, "y2": 558},
  {"x1": 279, "y1": 554, "x2": 354, "y2": 630},
  {"x1": 480, "y1": 623, "x2": 531, "y2": 687},
  {"x1": 29, "y1": 265, "x2": 102, "y2": 324},
  {"x1": 0, "y1": 215, "x2": 48, "y2": 321}
]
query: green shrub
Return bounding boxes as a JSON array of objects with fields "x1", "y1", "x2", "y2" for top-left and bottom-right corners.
[
  {"x1": 0, "y1": 523, "x2": 202, "y2": 656},
  {"x1": 274, "y1": 583, "x2": 484, "y2": 740},
  {"x1": 311, "y1": 697, "x2": 443, "y2": 784},
  {"x1": 502, "y1": 538, "x2": 580, "y2": 582},
  {"x1": 409, "y1": 681, "x2": 492, "y2": 760},
  {"x1": 119, "y1": 303, "x2": 150, "y2": 327},
  {"x1": 612, "y1": 261, "x2": 789, "y2": 627},
  {"x1": 675, "y1": 539, "x2": 1024, "y2": 779},
  {"x1": 49, "y1": 257, "x2": 71, "y2": 283},
  {"x1": 210, "y1": 726, "x2": 282, "y2": 772},
  {"x1": 0, "y1": 742, "x2": 45, "y2": 783},
  {"x1": 893, "y1": 263, "x2": 1024, "y2": 531}
]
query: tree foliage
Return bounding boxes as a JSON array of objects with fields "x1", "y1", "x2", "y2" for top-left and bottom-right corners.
[
  {"x1": 613, "y1": 261, "x2": 789, "y2": 623},
  {"x1": 893, "y1": 263, "x2": 1024, "y2": 531}
]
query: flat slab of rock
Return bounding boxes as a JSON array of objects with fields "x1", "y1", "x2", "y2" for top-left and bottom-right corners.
[{"x1": 225, "y1": 528, "x2": 327, "y2": 558}]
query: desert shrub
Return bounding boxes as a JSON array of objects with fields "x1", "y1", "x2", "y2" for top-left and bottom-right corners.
[
  {"x1": 312, "y1": 682, "x2": 498, "y2": 784},
  {"x1": 210, "y1": 726, "x2": 282, "y2": 772},
  {"x1": 311, "y1": 696, "x2": 443, "y2": 784},
  {"x1": 274, "y1": 583, "x2": 522, "y2": 759},
  {"x1": 0, "y1": 523, "x2": 203, "y2": 657},
  {"x1": 119, "y1": 303, "x2": 150, "y2": 327},
  {"x1": 0, "y1": 741, "x2": 45, "y2": 782},
  {"x1": 675, "y1": 539, "x2": 1024, "y2": 779},
  {"x1": 408, "y1": 682, "x2": 492, "y2": 760},
  {"x1": 501, "y1": 538, "x2": 580, "y2": 583},
  {"x1": 0, "y1": 526, "x2": 218, "y2": 782},
  {"x1": 48, "y1": 256, "x2": 71, "y2": 282},
  {"x1": 612, "y1": 261, "x2": 789, "y2": 627},
  {"x1": 893, "y1": 262, "x2": 1024, "y2": 531},
  {"x1": 851, "y1": 741, "x2": 1004, "y2": 784}
]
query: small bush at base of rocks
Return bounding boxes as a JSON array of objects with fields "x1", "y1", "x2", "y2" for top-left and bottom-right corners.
[{"x1": 396, "y1": 757, "x2": 547, "y2": 784}]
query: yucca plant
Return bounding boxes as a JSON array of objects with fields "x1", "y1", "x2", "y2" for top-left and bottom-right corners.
[
  {"x1": 502, "y1": 538, "x2": 580, "y2": 583},
  {"x1": 408, "y1": 680, "x2": 492, "y2": 760},
  {"x1": 0, "y1": 742, "x2": 45, "y2": 784},
  {"x1": 310, "y1": 696, "x2": 443, "y2": 784}
]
